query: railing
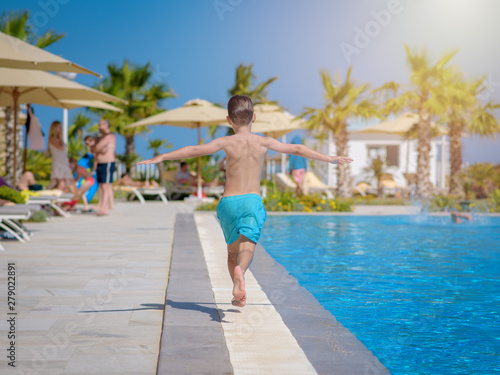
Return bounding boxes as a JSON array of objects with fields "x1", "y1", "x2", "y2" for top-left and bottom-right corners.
[{"x1": 113, "y1": 162, "x2": 160, "y2": 181}]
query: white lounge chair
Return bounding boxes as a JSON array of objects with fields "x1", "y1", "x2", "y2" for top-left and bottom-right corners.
[
  {"x1": 114, "y1": 185, "x2": 168, "y2": 204},
  {"x1": 0, "y1": 205, "x2": 35, "y2": 248}
]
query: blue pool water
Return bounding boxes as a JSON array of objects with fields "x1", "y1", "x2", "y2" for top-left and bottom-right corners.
[{"x1": 259, "y1": 215, "x2": 500, "y2": 375}]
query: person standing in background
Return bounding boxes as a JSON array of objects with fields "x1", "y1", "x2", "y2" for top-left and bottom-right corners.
[
  {"x1": 289, "y1": 135, "x2": 308, "y2": 196},
  {"x1": 47, "y1": 121, "x2": 78, "y2": 195},
  {"x1": 92, "y1": 119, "x2": 116, "y2": 216}
]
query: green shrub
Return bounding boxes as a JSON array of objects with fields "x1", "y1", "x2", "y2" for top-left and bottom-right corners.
[
  {"x1": 0, "y1": 186, "x2": 26, "y2": 204},
  {"x1": 430, "y1": 195, "x2": 460, "y2": 212},
  {"x1": 196, "y1": 200, "x2": 219, "y2": 211},
  {"x1": 488, "y1": 189, "x2": 500, "y2": 212},
  {"x1": 28, "y1": 210, "x2": 47, "y2": 222},
  {"x1": 353, "y1": 196, "x2": 409, "y2": 205},
  {"x1": 264, "y1": 192, "x2": 352, "y2": 212}
]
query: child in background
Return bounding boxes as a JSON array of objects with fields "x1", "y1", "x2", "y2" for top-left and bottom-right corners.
[{"x1": 68, "y1": 158, "x2": 96, "y2": 212}]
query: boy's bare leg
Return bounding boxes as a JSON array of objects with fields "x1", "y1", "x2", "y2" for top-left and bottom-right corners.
[
  {"x1": 227, "y1": 238, "x2": 240, "y2": 281},
  {"x1": 231, "y1": 235, "x2": 256, "y2": 307}
]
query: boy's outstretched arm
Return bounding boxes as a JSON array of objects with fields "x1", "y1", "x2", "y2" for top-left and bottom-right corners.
[
  {"x1": 137, "y1": 138, "x2": 225, "y2": 165},
  {"x1": 264, "y1": 137, "x2": 353, "y2": 164}
]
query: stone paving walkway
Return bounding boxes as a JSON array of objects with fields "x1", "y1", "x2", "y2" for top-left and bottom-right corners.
[
  {"x1": 0, "y1": 202, "x2": 193, "y2": 375},
  {"x1": 0, "y1": 201, "x2": 388, "y2": 375}
]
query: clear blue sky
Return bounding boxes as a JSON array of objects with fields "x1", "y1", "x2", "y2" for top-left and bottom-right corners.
[{"x1": 3, "y1": 0, "x2": 500, "y2": 162}]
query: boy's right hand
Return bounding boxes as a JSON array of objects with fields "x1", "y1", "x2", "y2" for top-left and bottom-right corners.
[
  {"x1": 329, "y1": 156, "x2": 353, "y2": 164},
  {"x1": 137, "y1": 156, "x2": 163, "y2": 165}
]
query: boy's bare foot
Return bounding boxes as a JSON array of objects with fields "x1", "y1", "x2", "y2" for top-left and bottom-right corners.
[
  {"x1": 232, "y1": 266, "x2": 246, "y2": 307},
  {"x1": 95, "y1": 211, "x2": 108, "y2": 216}
]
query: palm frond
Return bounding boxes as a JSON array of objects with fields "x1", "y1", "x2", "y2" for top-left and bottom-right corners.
[{"x1": 35, "y1": 30, "x2": 65, "y2": 48}]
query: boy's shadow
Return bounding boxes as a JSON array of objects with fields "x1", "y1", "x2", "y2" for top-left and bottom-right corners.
[
  {"x1": 79, "y1": 301, "x2": 239, "y2": 323},
  {"x1": 167, "y1": 299, "x2": 240, "y2": 323}
]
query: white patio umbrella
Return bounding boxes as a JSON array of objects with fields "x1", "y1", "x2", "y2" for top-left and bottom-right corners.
[
  {"x1": 127, "y1": 99, "x2": 229, "y2": 197},
  {"x1": 0, "y1": 67, "x2": 126, "y2": 184}
]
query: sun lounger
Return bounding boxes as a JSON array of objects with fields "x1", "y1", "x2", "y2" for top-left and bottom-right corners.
[
  {"x1": 303, "y1": 172, "x2": 336, "y2": 199},
  {"x1": 161, "y1": 171, "x2": 195, "y2": 199},
  {"x1": 27, "y1": 195, "x2": 71, "y2": 218},
  {"x1": 0, "y1": 205, "x2": 34, "y2": 247},
  {"x1": 162, "y1": 171, "x2": 224, "y2": 200},
  {"x1": 274, "y1": 172, "x2": 297, "y2": 193},
  {"x1": 202, "y1": 186, "x2": 224, "y2": 199},
  {"x1": 275, "y1": 172, "x2": 336, "y2": 199},
  {"x1": 114, "y1": 185, "x2": 168, "y2": 204}
]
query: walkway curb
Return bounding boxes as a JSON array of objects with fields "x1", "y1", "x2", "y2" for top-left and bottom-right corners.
[{"x1": 157, "y1": 214, "x2": 232, "y2": 375}]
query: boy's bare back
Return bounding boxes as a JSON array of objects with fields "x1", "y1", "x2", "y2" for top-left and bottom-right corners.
[{"x1": 221, "y1": 132, "x2": 268, "y2": 197}]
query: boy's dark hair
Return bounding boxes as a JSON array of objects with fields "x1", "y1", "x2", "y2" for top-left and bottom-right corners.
[
  {"x1": 228, "y1": 95, "x2": 254, "y2": 125},
  {"x1": 121, "y1": 172, "x2": 129, "y2": 178},
  {"x1": 180, "y1": 162, "x2": 187, "y2": 168},
  {"x1": 84, "y1": 135, "x2": 94, "y2": 141}
]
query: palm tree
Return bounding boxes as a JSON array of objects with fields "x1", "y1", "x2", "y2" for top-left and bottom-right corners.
[
  {"x1": 0, "y1": 10, "x2": 64, "y2": 47},
  {"x1": 116, "y1": 153, "x2": 142, "y2": 175},
  {"x1": 365, "y1": 157, "x2": 385, "y2": 197},
  {"x1": 0, "y1": 10, "x2": 65, "y2": 183},
  {"x1": 67, "y1": 137, "x2": 85, "y2": 160},
  {"x1": 437, "y1": 68, "x2": 500, "y2": 195},
  {"x1": 147, "y1": 138, "x2": 172, "y2": 184},
  {"x1": 300, "y1": 67, "x2": 378, "y2": 197},
  {"x1": 379, "y1": 46, "x2": 458, "y2": 198},
  {"x1": 207, "y1": 63, "x2": 279, "y2": 139},
  {"x1": 68, "y1": 113, "x2": 91, "y2": 141},
  {"x1": 97, "y1": 60, "x2": 175, "y2": 172},
  {"x1": 228, "y1": 63, "x2": 278, "y2": 103},
  {"x1": 24, "y1": 149, "x2": 52, "y2": 180},
  {"x1": 463, "y1": 163, "x2": 496, "y2": 198}
]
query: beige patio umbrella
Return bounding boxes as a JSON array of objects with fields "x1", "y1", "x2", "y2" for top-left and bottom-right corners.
[
  {"x1": 251, "y1": 103, "x2": 307, "y2": 172},
  {"x1": 127, "y1": 99, "x2": 229, "y2": 197},
  {"x1": 0, "y1": 67, "x2": 126, "y2": 184},
  {"x1": 0, "y1": 31, "x2": 100, "y2": 77},
  {"x1": 59, "y1": 100, "x2": 123, "y2": 112},
  {"x1": 353, "y1": 112, "x2": 447, "y2": 136},
  {"x1": 251, "y1": 103, "x2": 306, "y2": 138}
]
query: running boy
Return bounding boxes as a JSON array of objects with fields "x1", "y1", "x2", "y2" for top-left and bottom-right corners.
[{"x1": 138, "y1": 95, "x2": 352, "y2": 307}]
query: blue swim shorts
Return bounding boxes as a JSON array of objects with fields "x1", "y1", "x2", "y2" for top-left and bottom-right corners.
[
  {"x1": 216, "y1": 193, "x2": 267, "y2": 245},
  {"x1": 96, "y1": 162, "x2": 116, "y2": 184}
]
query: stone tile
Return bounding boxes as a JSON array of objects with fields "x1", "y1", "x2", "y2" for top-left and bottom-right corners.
[{"x1": 62, "y1": 354, "x2": 158, "y2": 374}]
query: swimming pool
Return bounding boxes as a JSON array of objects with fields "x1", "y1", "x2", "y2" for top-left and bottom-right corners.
[{"x1": 259, "y1": 215, "x2": 500, "y2": 375}]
